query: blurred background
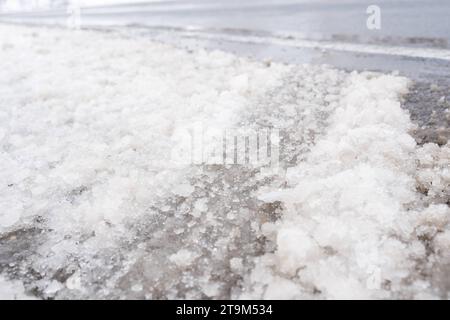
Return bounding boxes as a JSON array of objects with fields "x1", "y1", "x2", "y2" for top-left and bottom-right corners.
[{"x1": 0, "y1": 0, "x2": 449, "y2": 49}]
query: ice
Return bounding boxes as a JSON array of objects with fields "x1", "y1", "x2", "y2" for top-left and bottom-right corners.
[
  {"x1": 0, "y1": 275, "x2": 35, "y2": 300},
  {"x1": 0, "y1": 24, "x2": 291, "y2": 298},
  {"x1": 173, "y1": 184, "x2": 195, "y2": 198},
  {"x1": 0, "y1": 24, "x2": 448, "y2": 300},
  {"x1": 131, "y1": 283, "x2": 143, "y2": 292},
  {"x1": 0, "y1": 201, "x2": 22, "y2": 229},
  {"x1": 239, "y1": 73, "x2": 450, "y2": 299},
  {"x1": 65, "y1": 272, "x2": 83, "y2": 291},
  {"x1": 169, "y1": 249, "x2": 200, "y2": 268},
  {"x1": 229, "y1": 257, "x2": 243, "y2": 271},
  {"x1": 44, "y1": 280, "x2": 64, "y2": 297}
]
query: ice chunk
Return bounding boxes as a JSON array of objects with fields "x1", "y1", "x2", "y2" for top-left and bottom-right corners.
[{"x1": 169, "y1": 249, "x2": 199, "y2": 267}]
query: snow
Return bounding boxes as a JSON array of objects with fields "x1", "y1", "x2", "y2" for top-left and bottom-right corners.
[
  {"x1": 0, "y1": 24, "x2": 288, "y2": 299},
  {"x1": 239, "y1": 73, "x2": 450, "y2": 300},
  {"x1": 169, "y1": 249, "x2": 200, "y2": 267},
  {"x1": 0, "y1": 275, "x2": 35, "y2": 300},
  {"x1": 0, "y1": 24, "x2": 448, "y2": 299}
]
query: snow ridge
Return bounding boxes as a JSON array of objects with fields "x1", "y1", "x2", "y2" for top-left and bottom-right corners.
[{"x1": 241, "y1": 73, "x2": 450, "y2": 299}]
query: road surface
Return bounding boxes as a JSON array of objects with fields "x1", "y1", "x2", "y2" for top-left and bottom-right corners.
[
  {"x1": 0, "y1": 1, "x2": 449, "y2": 300},
  {"x1": 1, "y1": 0, "x2": 450, "y2": 78},
  {"x1": 1, "y1": 0, "x2": 448, "y2": 141}
]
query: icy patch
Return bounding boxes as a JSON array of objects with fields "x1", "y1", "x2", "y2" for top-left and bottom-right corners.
[
  {"x1": 239, "y1": 73, "x2": 450, "y2": 299},
  {"x1": 0, "y1": 275, "x2": 35, "y2": 300},
  {"x1": 0, "y1": 24, "x2": 448, "y2": 299},
  {"x1": 169, "y1": 249, "x2": 200, "y2": 268},
  {"x1": 0, "y1": 24, "x2": 289, "y2": 298}
]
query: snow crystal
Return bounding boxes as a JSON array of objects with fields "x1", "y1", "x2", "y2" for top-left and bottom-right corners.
[{"x1": 169, "y1": 249, "x2": 199, "y2": 268}]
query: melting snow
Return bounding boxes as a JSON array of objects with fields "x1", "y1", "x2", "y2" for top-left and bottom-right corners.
[{"x1": 0, "y1": 24, "x2": 448, "y2": 299}]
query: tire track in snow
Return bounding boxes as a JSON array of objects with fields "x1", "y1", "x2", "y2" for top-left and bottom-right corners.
[{"x1": 0, "y1": 24, "x2": 448, "y2": 300}]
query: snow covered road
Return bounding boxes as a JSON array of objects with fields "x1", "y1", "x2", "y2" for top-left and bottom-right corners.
[{"x1": 0, "y1": 24, "x2": 449, "y2": 299}]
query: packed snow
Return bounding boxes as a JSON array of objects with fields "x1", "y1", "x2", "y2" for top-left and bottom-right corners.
[
  {"x1": 0, "y1": 24, "x2": 448, "y2": 299},
  {"x1": 240, "y1": 74, "x2": 450, "y2": 299}
]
